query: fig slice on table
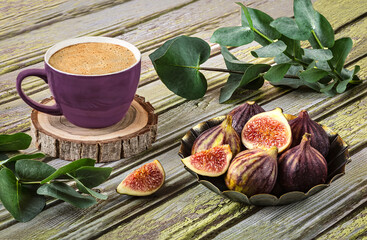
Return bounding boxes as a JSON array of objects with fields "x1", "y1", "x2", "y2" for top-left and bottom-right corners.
[
  {"x1": 117, "y1": 160, "x2": 165, "y2": 196},
  {"x1": 182, "y1": 145, "x2": 232, "y2": 177},
  {"x1": 241, "y1": 107, "x2": 292, "y2": 153}
]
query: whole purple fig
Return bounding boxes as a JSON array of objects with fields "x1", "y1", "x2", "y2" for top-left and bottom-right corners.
[
  {"x1": 278, "y1": 133, "x2": 328, "y2": 193},
  {"x1": 289, "y1": 110, "x2": 330, "y2": 157},
  {"x1": 225, "y1": 147, "x2": 278, "y2": 196},
  {"x1": 192, "y1": 115, "x2": 241, "y2": 156},
  {"x1": 228, "y1": 101, "x2": 265, "y2": 136}
]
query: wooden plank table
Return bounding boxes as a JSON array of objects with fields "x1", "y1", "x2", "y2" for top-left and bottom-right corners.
[{"x1": 0, "y1": 0, "x2": 366, "y2": 239}]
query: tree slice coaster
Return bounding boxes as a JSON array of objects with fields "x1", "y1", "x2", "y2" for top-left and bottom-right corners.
[{"x1": 30, "y1": 95, "x2": 158, "y2": 162}]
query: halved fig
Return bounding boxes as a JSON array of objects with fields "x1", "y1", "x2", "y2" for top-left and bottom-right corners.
[
  {"x1": 182, "y1": 145, "x2": 232, "y2": 177},
  {"x1": 117, "y1": 160, "x2": 165, "y2": 196},
  {"x1": 241, "y1": 108, "x2": 292, "y2": 153}
]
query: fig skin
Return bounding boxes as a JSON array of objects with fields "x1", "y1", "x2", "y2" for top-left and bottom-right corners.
[
  {"x1": 192, "y1": 115, "x2": 241, "y2": 156},
  {"x1": 289, "y1": 110, "x2": 330, "y2": 157},
  {"x1": 225, "y1": 147, "x2": 278, "y2": 197},
  {"x1": 278, "y1": 133, "x2": 328, "y2": 193},
  {"x1": 241, "y1": 107, "x2": 292, "y2": 153},
  {"x1": 228, "y1": 101, "x2": 265, "y2": 136}
]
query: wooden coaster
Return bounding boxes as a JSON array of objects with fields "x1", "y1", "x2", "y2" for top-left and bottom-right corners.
[{"x1": 30, "y1": 95, "x2": 157, "y2": 162}]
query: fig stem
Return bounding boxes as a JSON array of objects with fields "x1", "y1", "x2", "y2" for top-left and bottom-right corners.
[
  {"x1": 267, "y1": 146, "x2": 278, "y2": 159},
  {"x1": 300, "y1": 133, "x2": 311, "y2": 149}
]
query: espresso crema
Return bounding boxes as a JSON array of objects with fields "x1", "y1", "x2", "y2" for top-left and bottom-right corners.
[{"x1": 49, "y1": 42, "x2": 137, "y2": 75}]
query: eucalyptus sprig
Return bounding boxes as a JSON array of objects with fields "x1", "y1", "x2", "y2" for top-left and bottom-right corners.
[
  {"x1": 149, "y1": 0, "x2": 362, "y2": 103},
  {"x1": 0, "y1": 133, "x2": 112, "y2": 222}
]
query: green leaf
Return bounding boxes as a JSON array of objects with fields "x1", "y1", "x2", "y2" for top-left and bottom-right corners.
[
  {"x1": 270, "y1": 78, "x2": 304, "y2": 89},
  {"x1": 270, "y1": 17, "x2": 311, "y2": 40},
  {"x1": 307, "y1": 61, "x2": 317, "y2": 70},
  {"x1": 308, "y1": 12, "x2": 335, "y2": 48},
  {"x1": 210, "y1": 26, "x2": 254, "y2": 47},
  {"x1": 336, "y1": 65, "x2": 360, "y2": 93},
  {"x1": 219, "y1": 64, "x2": 270, "y2": 103},
  {"x1": 251, "y1": 41, "x2": 287, "y2": 58},
  {"x1": 264, "y1": 64, "x2": 291, "y2": 83},
  {"x1": 274, "y1": 53, "x2": 292, "y2": 64},
  {"x1": 269, "y1": 65, "x2": 304, "y2": 89},
  {"x1": 316, "y1": 61, "x2": 331, "y2": 71},
  {"x1": 246, "y1": 76, "x2": 265, "y2": 90},
  {"x1": 149, "y1": 35, "x2": 210, "y2": 100},
  {"x1": 219, "y1": 74, "x2": 243, "y2": 103},
  {"x1": 37, "y1": 182, "x2": 96, "y2": 208},
  {"x1": 0, "y1": 153, "x2": 45, "y2": 166},
  {"x1": 239, "y1": 64, "x2": 271, "y2": 86},
  {"x1": 300, "y1": 68, "x2": 329, "y2": 83},
  {"x1": 294, "y1": 0, "x2": 316, "y2": 31},
  {"x1": 240, "y1": 6, "x2": 280, "y2": 46},
  {"x1": 236, "y1": 2, "x2": 253, "y2": 28},
  {"x1": 68, "y1": 174, "x2": 107, "y2": 200},
  {"x1": 0, "y1": 168, "x2": 45, "y2": 222},
  {"x1": 72, "y1": 166, "x2": 112, "y2": 188},
  {"x1": 41, "y1": 158, "x2": 95, "y2": 184},
  {"x1": 0, "y1": 133, "x2": 32, "y2": 152},
  {"x1": 15, "y1": 160, "x2": 56, "y2": 181},
  {"x1": 294, "y1": 0, "x2": 334, "y2": 48},
  {"x1": 304, "y1": 81, "x2": 322, "y2": 92},
  {"x1": 303, "y1": 49, "x2": 333, "y2": 61},
  {"x1": 320, "y1": 80, "x2": 337, "y2": 93},
  {"x1": 330, "y1": 37, "x2": 353, "y2": 73},
  {"x1": 221, "y1": 46, "x2": 252, "y2": 72},
  {"x1": 336, "y1": 79, "x2": 350, "y2": 93},
  {"x1": 288, "y1": 65, "x2": 304, "y2": 76},
  {"x1": 280, "y1": 35, "x2": 304, "y2": 59}
]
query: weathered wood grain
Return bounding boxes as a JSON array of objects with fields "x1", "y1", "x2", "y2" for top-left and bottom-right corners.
[
  {"x1": 316, "y1": 203, "x2": 367, "y2": 239},
  {"x1": 0, "y1": 0, "x2": 131, "y2": 40},
  {"x1": 1, "y1": 56, "x2": 365, "y2": 239},
  {"x1": 0, "y1": 0, "x2": 196, "y2": 74},
  {"x1": 1, "y1": 0, "x2": 366, "y2": 135},
  {"x1": 94, "y1": 83, "x2": 367, "y2": 240},
  {"x1": 0, "y1": 0, "x2": 366, "y2": 239}
]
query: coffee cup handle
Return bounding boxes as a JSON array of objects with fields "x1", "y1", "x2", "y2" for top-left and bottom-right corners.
[{"x1": 16, "y1": 69, "x2": 63, "y2": 115}]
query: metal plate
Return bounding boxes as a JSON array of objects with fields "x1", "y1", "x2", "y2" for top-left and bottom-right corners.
[{"x1": 178, "y1": 114, "x2": 350, "y2": 206}]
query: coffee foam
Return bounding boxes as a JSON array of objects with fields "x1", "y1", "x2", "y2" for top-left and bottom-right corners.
[{"x1": 49, "y1": 42, "x2": 137, "y2": 75}]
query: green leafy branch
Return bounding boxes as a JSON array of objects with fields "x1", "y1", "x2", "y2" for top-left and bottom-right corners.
[
  {"x1": 0, "y1": 133, "x2": 112, "y2": 222},
  {"x1": 149, "y1": 0, "x2": 362, "y2": 103}
]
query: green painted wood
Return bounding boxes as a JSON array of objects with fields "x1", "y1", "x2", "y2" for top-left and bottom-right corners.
[
  {"x1": 316, "y1": 204, "x2": 367, "y2": 240},
  {"x1": 0, "y1": 0, "x2": 366, "y2": 239}
]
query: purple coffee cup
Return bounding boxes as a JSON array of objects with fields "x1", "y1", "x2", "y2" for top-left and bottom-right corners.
[{"x1": 16, "y1": 37, "x2": 141, "y2": 128}]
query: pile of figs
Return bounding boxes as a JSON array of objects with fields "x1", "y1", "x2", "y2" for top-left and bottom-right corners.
[{"x1": 180, "y1": 101, "x2": 345, "y2": 202}]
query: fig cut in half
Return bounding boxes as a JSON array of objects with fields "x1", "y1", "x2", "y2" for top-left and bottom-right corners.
[
  {"x1": 117, "y1": 160, "x2": 165, "y2": 196},
  {"x1": 182, "y1": 145, "x2": 232, "y2": 177},
  {"x1": 241, "y1": 108, "x2": 292, "y2": 153}
]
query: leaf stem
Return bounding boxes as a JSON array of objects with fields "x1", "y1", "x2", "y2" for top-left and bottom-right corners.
[
  {"x1": 311, "y1": 30, "x2": 324, "y2": 49},
  {"x1": 253, "y1": 27, "x2": 309, "y2": 68},
  {"x1": 311, "y1": 30, "x2": 344, "y2": 81},
  {"x1": 199, "y1": 67, "x2": 244, "y2": 75},
  {"x1": 253, "y1": 28, "x2": 273, "y2": 44},
  {"x1": 199, "y1": 67, "x2": 300, "y2": 79},
  {"x1": 21, "y1": 181, "x2": 42, "y2": 185},
  {"x1": 20, "y1": 179, "x2": 72, "y2": 185}
]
